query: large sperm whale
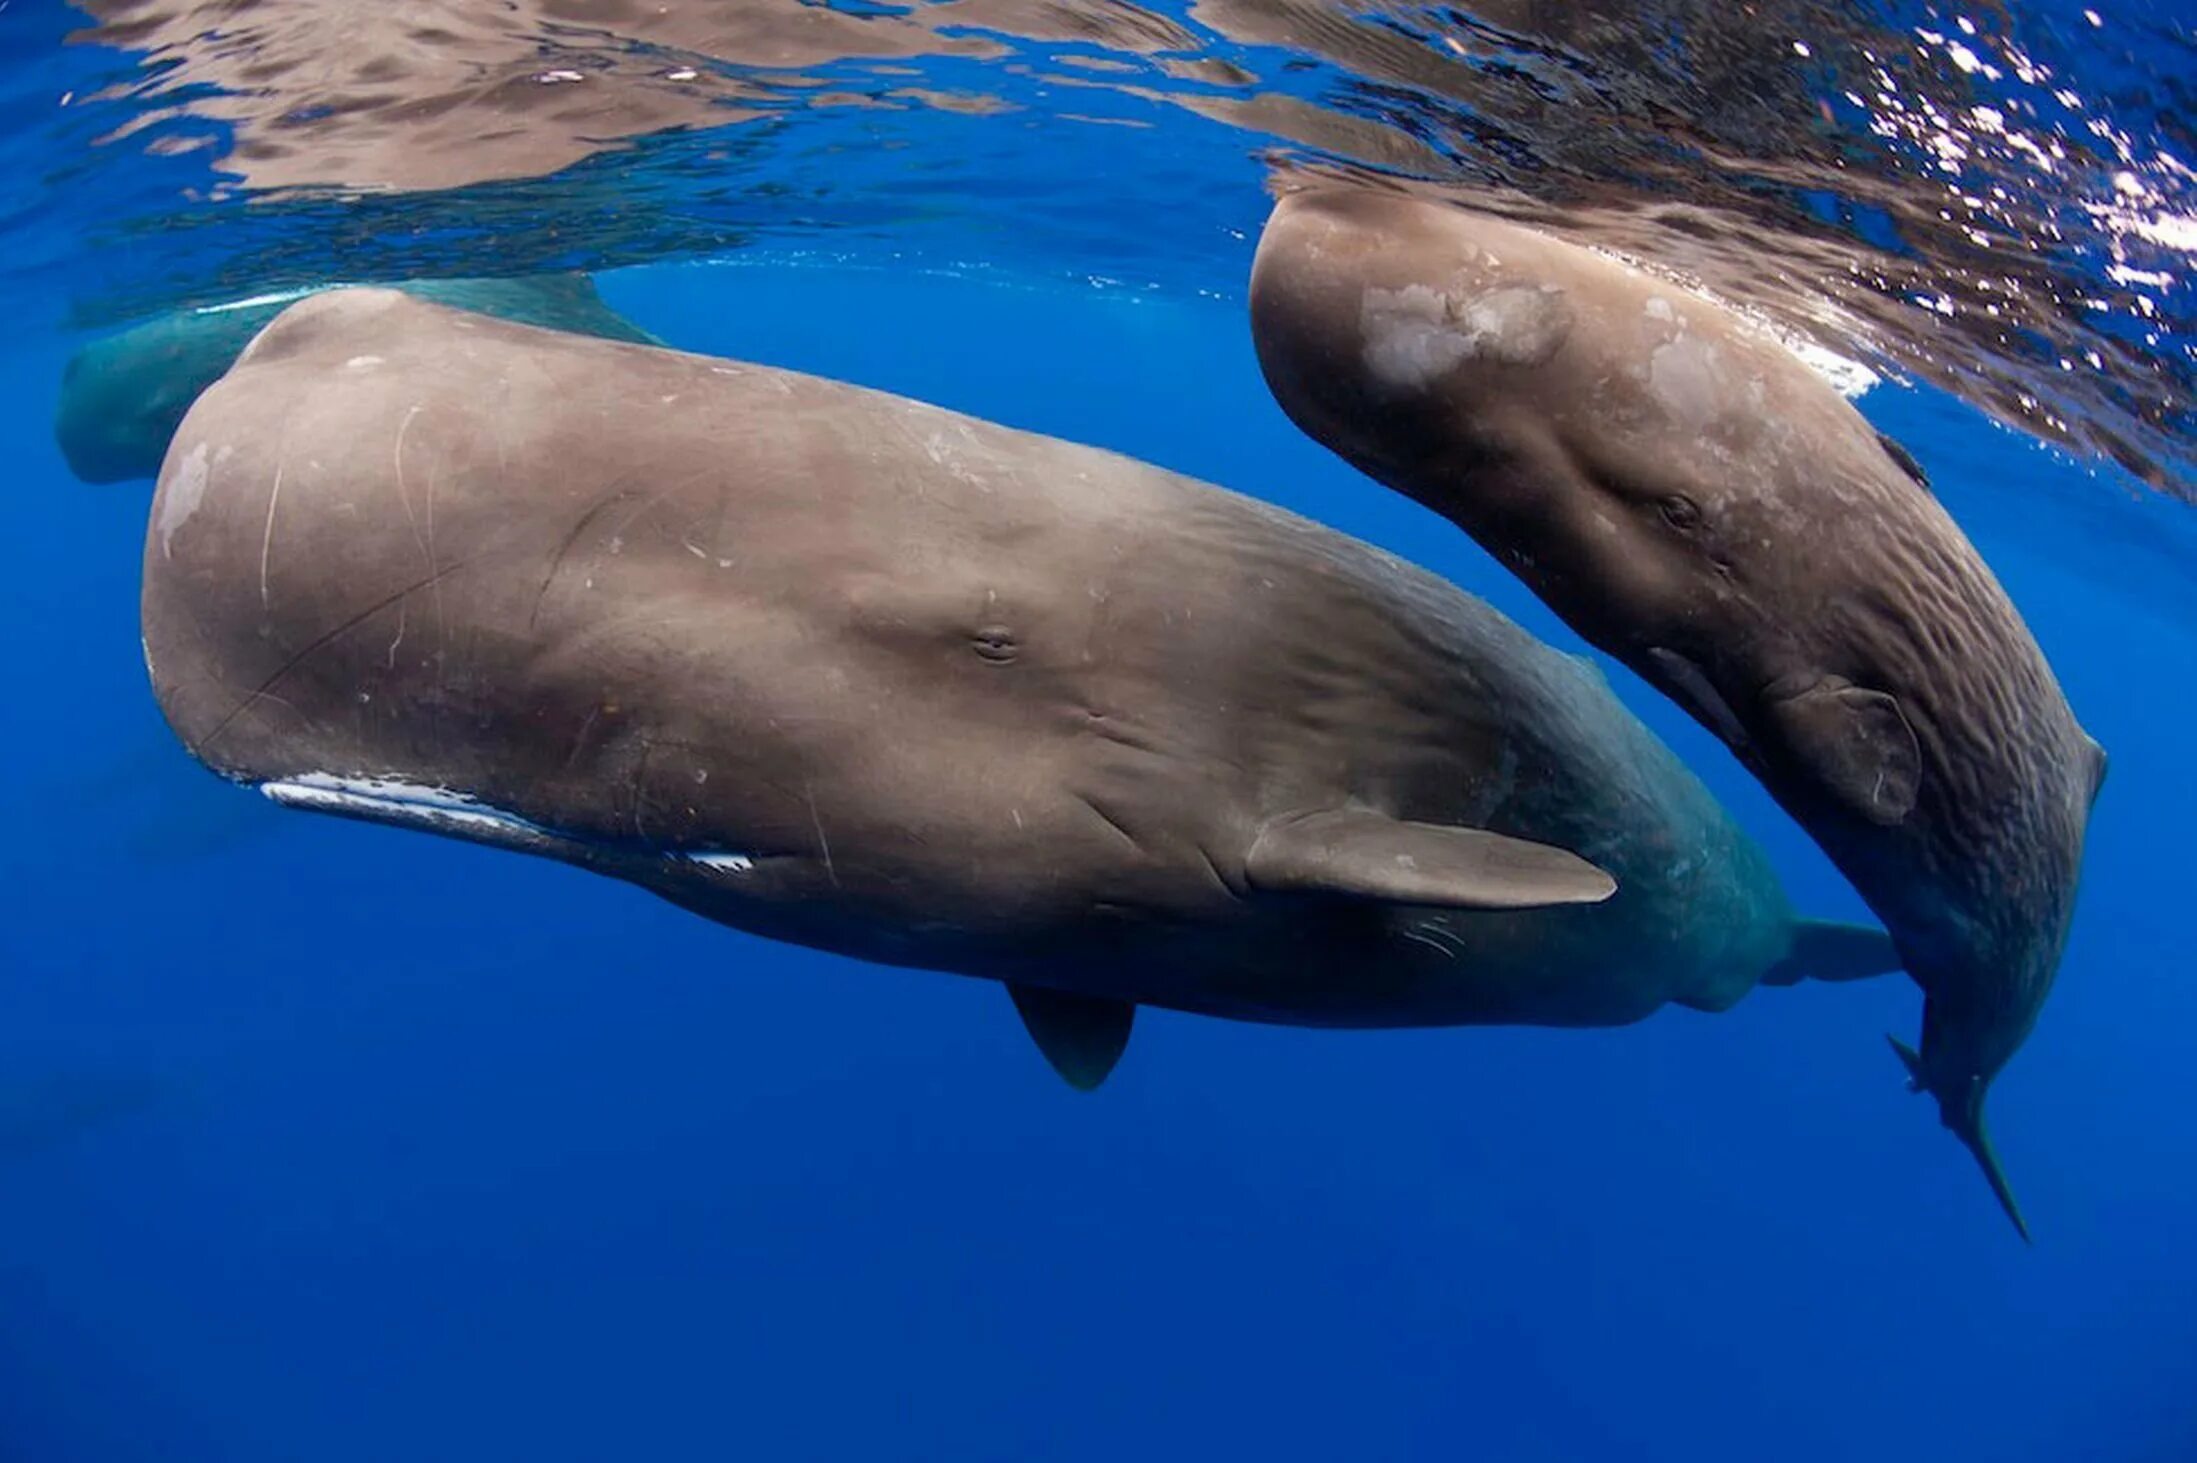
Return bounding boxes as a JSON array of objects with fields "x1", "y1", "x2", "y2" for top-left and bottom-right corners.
[
  {"x1": 1247, "y1": 186, "x2": 2106, "y2": 1237},
  {"x1": 141, "y1": 286, "x2": 1895, "y2": 1094},
  {"x1": 56, "y1": 273, "x2": 658, "y2": 485}
]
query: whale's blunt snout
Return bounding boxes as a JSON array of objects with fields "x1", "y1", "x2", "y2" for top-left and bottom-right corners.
[{"x1": 1889, "y1": 1034, "x2": 2031, "y2": 1243}]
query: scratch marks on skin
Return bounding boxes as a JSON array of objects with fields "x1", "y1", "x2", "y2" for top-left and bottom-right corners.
[
  {"x1": 630, "y1": 739, "x2": 654, "y2": 846},
  {"x1": 197, "y1": 551, "x2": 488, "y2": 755},
  {"x1": 532, "y1": 483, "x2": 639, "y2": 630},
  {"x1": 392, "y1": 405, "x2": 427, "y2": 562},
  {"x1": 805, "y1": 782, "x2": 839, "y2": 888},
  {"x1": 562, "y1": 703, "x2": 604, "y2": 771},
  {"x1": 1399, "y1": 923, "x2": 1465, "y2": 961},
  {"x1": 257, "y1": 457, "x2": 286, "y2": 608}
]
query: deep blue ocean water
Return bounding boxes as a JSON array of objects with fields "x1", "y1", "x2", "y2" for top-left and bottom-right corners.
[{"x1": 5, "y1": 2, "x2": 2196, "y2": 1459}]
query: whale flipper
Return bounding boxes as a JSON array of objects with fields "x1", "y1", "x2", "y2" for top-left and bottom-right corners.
[
  {"x1": 1764, "y1": 920, "x2": 1904, "y2": 986},
  {"x1": 1245, "y1": 810, "x2": 1616, "y2": 909},
  {"x1": 1009, "y1": 985, "x2": 1135, "y2": 1091},
  {"x1": 1766, "y1": 678, "x2": 1921, "y2": 825}
]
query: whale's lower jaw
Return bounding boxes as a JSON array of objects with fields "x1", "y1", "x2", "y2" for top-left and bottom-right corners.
[{"x1": 255, "y1": 772, "x2": 756, "y2": 873}]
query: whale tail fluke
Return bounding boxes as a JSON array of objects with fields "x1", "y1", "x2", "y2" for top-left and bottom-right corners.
[
  {"x1": 1887, "y1": 1034, "x2": 2033, "y2": 1244},
  {"x1": 1764, "y1": 920, "x2": 1904, "y2": 986},
  {"x1": 1954, "y1": 1106, "x2": 2033, "y2": 1244}
]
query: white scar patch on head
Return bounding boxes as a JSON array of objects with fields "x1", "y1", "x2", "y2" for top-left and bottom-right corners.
[
  {"x1": 1360, "y1": 282, "x2": 1572, "y2": 390},
  {"x1": 158, "y1": 441, "x2": 212, "y2": 558},
  {"x1": 1648, "y1": 332, "x2": 1726, "y2": 427},
  {"x1": 344, "y1": 355, "x2": 385, "y2": 369}
]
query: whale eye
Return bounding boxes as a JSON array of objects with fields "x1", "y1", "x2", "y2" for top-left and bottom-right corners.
[
  {"x1": 1656, "y1": 494, "x2": 1703, "y2": 533},
  {"x1": 971, "y1": 625, "x2": 1019, "y2": 664}
]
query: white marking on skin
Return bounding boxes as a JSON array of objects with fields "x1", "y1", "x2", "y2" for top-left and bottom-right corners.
[
  {"x1": 258, "y1": 458, "x2": 285, "y2": 607},
  {"x1": 344, "y1": 355, "x2": 384, "y2": 369},
  {"x1": 158, "y1": 441, "x2": 211, "y2": 558},
  {"x1": 805, "y1": 784, "x2": 839, "y2": 888},
  {"x1": 261, "y1": 774, "x2": 548, "y2": 842},
  {"x1": 683, "y1": 851, "x2": 754, "y2": 872},
  {"x1": 266, "y1": 774, "x2": 755, "y2": 873},
  {"x1": 192, "y1": 287, "x2": 321, "y2": 316},
  {"x1": 1645, "y1": 296, "x2": 1677, "y2": 323},
  {"x1": 1648, "y1": 333, "x2": 1724, "y2": 427},
  {"x1": 1360, "y1": 282, "x2": 1571, "y2": 390},
  {"x1": 392, "y1": 405, "x2": 426, "y2": 557},
  {"x1": 1399, "y1": 925, "x2": 1462, "y2": 960},
  {"x1": 385, "y1": 598, "x2": 407, "y2": 669}
]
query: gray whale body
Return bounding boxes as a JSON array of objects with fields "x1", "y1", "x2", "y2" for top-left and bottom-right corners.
[{"x1": 141, "y1": 287, "x2": 1894, "y2": 1090}]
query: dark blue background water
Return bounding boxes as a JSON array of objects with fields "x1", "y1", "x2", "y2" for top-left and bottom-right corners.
[{"x1": 3, "y1": 257, "x2": 2193, "y2": 1460}]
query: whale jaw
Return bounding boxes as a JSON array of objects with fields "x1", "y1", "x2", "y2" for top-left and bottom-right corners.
[{"x1": 256, "y1": 772, "x2": 757, "y2": 875}]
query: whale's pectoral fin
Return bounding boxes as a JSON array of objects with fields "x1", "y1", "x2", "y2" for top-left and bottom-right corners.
[
  {"x1": 1245, "y1": 810, "x2": 1616, "y2": 910},
  {"x1": 1886, "y1": 1033, "x2": 1928, "y2": 1091},
  {"x1": 1763, "y1": 919, "x2": 1904, "y2": 986},
  {"x1": 1766, "y1": 678, "x2": 1920, "y2": 825},
  {"x1": 1644, "y1": 647, "x2": 1752, "y2": 754},
  {"x1": 1008, "y1": 984, "x2": 1135, "y2": 1092}
]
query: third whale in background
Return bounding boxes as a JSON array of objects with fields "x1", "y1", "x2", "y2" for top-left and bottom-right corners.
[{"x1": 55, "y1": 273, "x2": 658, "y2": 486}]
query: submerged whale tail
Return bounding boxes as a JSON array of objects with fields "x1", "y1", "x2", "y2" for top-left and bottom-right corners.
[
  {"x1": 1889, "y1": 1034, "x2": 2032, "y2": 1244},
  {"x1": 1762, "y1": 920, "x2": 1904, "y2": 987}
]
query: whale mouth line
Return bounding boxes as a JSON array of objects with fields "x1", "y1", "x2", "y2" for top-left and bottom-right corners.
[{"x1": 256, "y1": 773, "x2": 754, "y2": 872}]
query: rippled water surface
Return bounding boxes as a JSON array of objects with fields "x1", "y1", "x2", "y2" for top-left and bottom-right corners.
[
  {"x1": 12, "y1": 0, "x2": 2195, "y2": 494},
  {"x1": 4, "y1": 4, "x2": 2195, "y2": 1461}
]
